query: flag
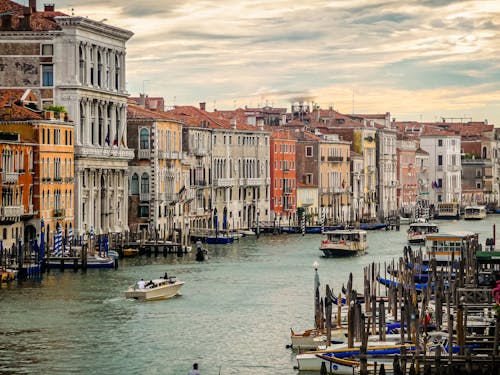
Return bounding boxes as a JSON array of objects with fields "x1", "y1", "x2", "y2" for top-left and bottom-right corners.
[
  {"x1": 113, "y1": 137, "x2": 118, "y2": 146},
  {"x1": 90, "y1": 226, "x2": 95, "y2": 240},
  {"x1": 105, "y1": 133, "x2": 110, "y2": 145}
]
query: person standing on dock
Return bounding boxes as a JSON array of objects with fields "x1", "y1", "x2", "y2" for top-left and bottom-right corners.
[{"x1": 188, "y1": 363, "x2": 200, "y2": 375}]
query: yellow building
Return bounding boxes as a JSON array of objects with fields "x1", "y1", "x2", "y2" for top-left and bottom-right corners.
[
  {"x1": 0, "y1": 89, "x2": 74, "y2": 246},
  {"x1": 127, "y1": 104, "x2": 184, "y2": 239},
  {"x1": 318, "y1": 134, "x2": 351, "y2": 224}
]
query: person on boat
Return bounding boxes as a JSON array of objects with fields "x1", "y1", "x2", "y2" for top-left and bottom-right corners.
[
  {"x1": 163, "y1": 272, "x2": 168, "y2": 279},
  {"x1": 188, "y1": 363, "x2": 200, "y2": 375},
  {"x1": 196, "y1": 240, "x2": 203, "y2": 251},
  {"x1": 138, "y1": 279, "x2": 145, "y2": 289},
  {"x1": 146, "y1": 280, "x2": 154, "y2": 288}
]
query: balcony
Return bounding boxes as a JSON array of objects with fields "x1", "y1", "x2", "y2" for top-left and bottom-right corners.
[
  {"x1": 448, "y1": 165, "x2": 461, "y2": 172},
  {"x1": 53, "y1": 176, "x2": 63, "y2": 182},
  {"x1": 214, "y1": 178, "x2": 234, "y2": 187},
  {"x1": 2, "y1": 171, "x2": 18, "y2": 184},
  {"x1": 186, "y1": 188, "x2": 195, "y2": 201},
  {"x1": 195, "y1": 180, "x2": 207, "y2": 187},
  {"x1": 302, "y1": 197, "x2": 314, "y2": 206},
  {"x1": 196, "y1": 208, "x2": 205, "y2": 216},
  {"x1": 242, "y1": 177, "x2": 263, "y2": 186},
  {"x1": 194, "y1": 148, "x2": 208, "y2": 157},
  {"x1": 1, "y1": 205, "x2": 24, "y2": 218},
  {"x1": 139, "y1": 192, "x2": 150, "y2": 201},
  {"x1": 164, "y1": 193, "x2": 179, "y2": 202},
  {"x1": 53, "y1": 208, "x2": 65, "y2": 217},
  {"x1": 328, "y1": 156, "x2": 344, "y2": 162},
  {"x1": 138, "y1": 149, "x2": 151, "y2": 159}
]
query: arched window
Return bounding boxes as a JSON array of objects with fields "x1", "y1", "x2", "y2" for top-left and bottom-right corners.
[
  {"x1": 131, "y1": 173, "x2": 139, "y2": 195},
  {"x1": 140, "y1": 128, "x2": 149, "y2": 149},
  {"x1": 79, "y1": 46, "x2": 85, "y2": 83},
  {"x1": 97, "y1": 51, "x2": 102, "y2": 86},
  {"x1": 141, "y1": 173, "x2": 149, "y2": 194},
  {"x1": 482, "y1": 146, "x2": 487, "y2": 159}
]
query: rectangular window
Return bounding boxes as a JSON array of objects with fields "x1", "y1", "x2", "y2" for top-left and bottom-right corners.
[
  {"x1": 42, "y1": 65, "x2": 53, "y2": 86},
  {"x1": 437, "y1": 155, "x2": 443, "y2": 166},
  {"x1": 438, "y1": 139, "x2": 443, "y2": 147},
  {"x1": 306, "y1": 146, "x2": 313, "y2": 157},
  {"x1": 41, "y1": 44, "x2": 53, "y2": 55},
  {"x1": 438, "y1": 178, "x2": 442, "y2": 188}
]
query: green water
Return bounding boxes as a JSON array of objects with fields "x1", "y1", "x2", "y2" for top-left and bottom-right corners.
[{"x1": 0, "y1": 217, "x2": 497, "y2": 375}]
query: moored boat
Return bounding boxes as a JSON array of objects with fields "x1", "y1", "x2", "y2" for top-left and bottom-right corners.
[
  {"x1": 425, "y1": 231, "x2": 478, "y2": 264},
  {"x1": 320, "y1": 230, "x2": 368, "y2": 257},
  {"x1": 464, "y1": 205, "x2": 487, "y2": 220},
  {"x1": 205, "y1": 234, "x2": 234, "y2": 244},
  {"x1": 125, "y1": 276, "x2": 184, "y2": 301},
  {"x1": 435, "y1": 202, "x2": 460, "y2": 220},
  {"x1": 122, "y1": 248, "x2": 140, "y2": 257}
]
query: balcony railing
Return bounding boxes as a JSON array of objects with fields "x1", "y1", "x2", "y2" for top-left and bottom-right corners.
[
  {"x1": 53, "y1": 208, "x2": 65, "y2": 217},
  {"x1": 2, "y1": 172, "x2": 18, "y2": 184},
  {"x1": 242, "y1": 177, "x2": 263, "y2": 186},
  {"x1": 194, "y1": 148, "x2": 208, "y2": 157},
  {"x1": 139, "y1": 192, "x2": 150, "y2": 201},
  {"x1": 164, "y1": 193, "x2": 179, "y2": 202},
  {"x1": 214, "y1": 178, "x2": 234, "y2": 187},
  {"x1": 302, "y1": 197, "x2": 314, "y2": 206},
  {"x1": 138, "y1": 149, "x2": 151, "y2": 159},
  {"x1": 1, "y1": 205, "x2": 24, "y2": 218}
]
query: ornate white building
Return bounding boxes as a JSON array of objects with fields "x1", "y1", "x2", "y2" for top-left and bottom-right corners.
[
  {"x1": 0, "y1": 2, "x2": 134, "y2": 236},
  {"x1": 53, "y1": 16, "x2": 134, "y2": 236}
]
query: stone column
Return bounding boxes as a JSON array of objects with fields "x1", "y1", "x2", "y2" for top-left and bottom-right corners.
[{"x1": 121, "y1": 52, "x2": 126, "y2": 92}]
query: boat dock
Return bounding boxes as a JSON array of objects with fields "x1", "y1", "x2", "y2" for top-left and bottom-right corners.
[{"x1": 293, "y1": 228, "x2": 500, "y2": 374}]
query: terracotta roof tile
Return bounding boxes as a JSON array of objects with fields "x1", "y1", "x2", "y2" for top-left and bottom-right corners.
[{"x1": 0, "y1": 0, "x2": 66, "y2": 31}]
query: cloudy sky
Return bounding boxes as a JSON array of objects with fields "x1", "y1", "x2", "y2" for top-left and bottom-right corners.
[{"x1": 27, "y1": 1, "x2": 500, "y2": 124}]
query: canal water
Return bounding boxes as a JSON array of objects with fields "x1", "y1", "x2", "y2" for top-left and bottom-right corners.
[{"x1": 0, "y1": 217, "x2": 498, "y2": 375}]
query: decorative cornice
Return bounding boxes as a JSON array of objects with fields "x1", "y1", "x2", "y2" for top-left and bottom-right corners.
[{"x1": 55, "y1": 16, "x2": 134, "y2": 41}]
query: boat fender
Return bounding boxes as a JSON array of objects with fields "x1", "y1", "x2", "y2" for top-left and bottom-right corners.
[{"x1": 322, "y1": 239, "x2": 328, "y2": 244}]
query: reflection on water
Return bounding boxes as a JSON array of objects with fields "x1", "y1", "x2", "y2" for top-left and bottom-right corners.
[{"x1": 0, "y1": 217, "x2": 497, "y2": 374}]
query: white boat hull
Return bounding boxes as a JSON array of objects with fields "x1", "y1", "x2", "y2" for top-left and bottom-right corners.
[{"x1": 125, "y1": 281, "x2": 184, "y2": 301}]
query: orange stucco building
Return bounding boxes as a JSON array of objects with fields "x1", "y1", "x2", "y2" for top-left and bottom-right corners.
[{"x1": 270, "y1": 130, "x2": 297, "y2": 222}]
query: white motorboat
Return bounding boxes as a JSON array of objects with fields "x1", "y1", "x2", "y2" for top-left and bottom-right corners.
[
  {"x1": 407, "y1": 219, "x2": 439, "y2": 244},
  {"x1": 125, "y1": 276, "x2": 184, "y2": 301},
  {"x1": 290, "y1": 327, "x2": 348, "y2": 350},
  {"x1": 320, "y1": 229, "x2": 368, "y2": 257}
]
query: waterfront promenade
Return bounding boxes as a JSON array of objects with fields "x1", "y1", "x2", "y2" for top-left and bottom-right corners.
[{"x1": 0, "y1": 217, "x2": 498, "y2": 374}]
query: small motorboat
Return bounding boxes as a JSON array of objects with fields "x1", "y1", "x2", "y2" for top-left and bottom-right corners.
[
  {"x1": 125, "y1": 276, "x2": 184, "y2": 301},
  {"x1": 122, "y1": 248, "x2": 140, "y2": 257}
]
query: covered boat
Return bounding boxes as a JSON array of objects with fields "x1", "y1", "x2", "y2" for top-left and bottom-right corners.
[
  {"x1": 464, "y1": 205, "x2": 487, "y2": 220},
  {"x1": 125, "y1": 276, "x2": 184, "y2": 301},
  {"x1": 407, "y1": 219, "x2": 438, "y2": 244},
  {"x1": 320, "y1": 230, "x2": 368, "y2": 257}
]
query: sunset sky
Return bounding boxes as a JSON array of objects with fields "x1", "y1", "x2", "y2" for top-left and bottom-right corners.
[{"x1": 23, "y1": 0, "x2": 500, "y2": 125}]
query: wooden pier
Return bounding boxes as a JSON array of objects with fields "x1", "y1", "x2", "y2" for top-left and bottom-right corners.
[{"x1": 307, "y1": 231, "x2": 500, "y2": 374}]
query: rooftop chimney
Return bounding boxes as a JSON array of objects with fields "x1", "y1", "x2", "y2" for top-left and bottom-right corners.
[
  {"x1": 230, "y1": 118, "x2": 236, "y2": 129},
  {"x1": 139, "y1": 93, "x2": 145, "y2": 107},
  {"x1": 44, "y1": 4, "x2": 55, "y2": 12},
  {"x1": 19, "y1": 7, "x2": 32, "y2": 31},
  {"x1": 29, "y1": 0, "x2": 37, "y2": 12},
  {"x1": 199, "y1": 102, "x2": 206, "y2": 111}
]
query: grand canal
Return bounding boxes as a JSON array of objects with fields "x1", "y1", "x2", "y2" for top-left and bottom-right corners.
[{"x1": 1, "y1": 217, "x2": 498, "y2": 375}]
